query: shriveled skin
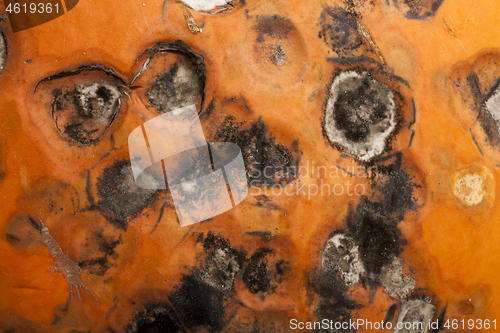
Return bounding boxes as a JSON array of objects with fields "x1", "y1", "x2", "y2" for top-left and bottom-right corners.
[{"x1": 0, "y1": 0, "x2": 499, "y2": 332}]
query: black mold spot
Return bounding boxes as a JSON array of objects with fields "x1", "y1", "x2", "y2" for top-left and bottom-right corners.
[
  {"x1": 243, "y1": 248, "x2": 273, "y2": 293},
  {"x1": 384, "y1": 304, "x2": 398, "y2": 323},
  {"x1": 308, "y1": 270, "x2": 358, "y2": 333},
  {"x1": 350, "y1": 203, "x2": 401, "y2": 277},
  {"x1": 196, "y1": 232, "x2": 245, "y2": 291},
  {"x1": 97, "y1": 160, "x2": 157, "y2": 225},
  {"x1": 333, "y1": 74, "x2": 393, "y2": 142},
  {"x1": 346, "y1": 156, "x2": 419, "y2": 277},
  {"x1": 146, "y1": 59, "x2": 203, "y2": 113},
  {"x1": 126, "y1": 303, "x2": 185, "y2": 333},
  {"x1": 396, "y1": 0, "x2": 445, "y2": 19},
  {"x1": 242, "y1": 248, "x2": 288, "y2": 294},
  {"x1": 216, "y1": 117, "x2": 300, "y2": 186},
  {"x1": 324, "y1": 71, "x2": 397, "y2": 161},
  {"x1": 169, "y1": 274, "x2": 225, "y2": 332},
  {"x1": 318, "y1": 7, "x2": 363, "y2": 58}
]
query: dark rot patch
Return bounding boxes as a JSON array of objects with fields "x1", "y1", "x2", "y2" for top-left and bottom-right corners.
[
  {"x1": 324, "y1": 70, "x2": 397, "y2": 161},
  {"x1": 395, "y1": 0, "x2": 445, "y2": 19},
  {"x1": 216, "y1": 117, "x2": 300, "y2": 186},
  {"x1": 346, "y1": 155, "x2": 419, "y2": 277},
  {"x1": 350, "y1": 202, "x2": 401, "y2": 277},
  {"x1": 131, "y1": 41, "x2": 206, "y2": 114},
  {"x1": 97, "y1": 160, "x2": 157, "y2": 224},
  {"x1": 169, "y1": 274, "x2": 226, "y2": 332},
  {"x1": 126, "y1": 303, "x2": 185, "y2": 333},
  {"x1": 318, "y1": 7, "x2": 366, "y2": 58},
  {"x1": 255, "y1": 15, "x2": 296, "y2": 42},
  {"x1": 196, "y1": 232, "x2": 245, "y2": 291},
  {"x1": 308, "y1": 270, "x2": 358, "y2": 333},
  {"x1": 370, "y1": 167, "x2": 419, "y2": 221},
  {"x1": 35, "y1": 66, "x2": 125, "y2": 145},
  {"x1": 242, "y1": 247, "x2": 288, "y2": 294},
  {"x1": 243, "y1": 248, "x2": 273, "y2": 293}
]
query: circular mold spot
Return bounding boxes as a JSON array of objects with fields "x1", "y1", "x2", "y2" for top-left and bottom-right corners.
[
  {"x1": 452, "y1": 167, "x2": 494, "y2": 206},
  {"x1": 324, "y1": 71, "x2": 396, "y2": 161}
]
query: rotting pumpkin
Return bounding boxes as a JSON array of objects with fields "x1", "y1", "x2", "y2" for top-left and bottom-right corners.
[{"x1": 0, "y1": 0, "x2": 499, "y2": 332}]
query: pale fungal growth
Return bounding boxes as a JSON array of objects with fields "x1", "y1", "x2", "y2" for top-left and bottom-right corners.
[
  {"x1": 181, "y1": 0, "x2": 232, "y2": 12},
  {"x1": 321, "y1": 234, "x2": 365, "y2": 286},
  {"x1": 394, "y1": 299, "x2": 436, "y2": 333},
  {"x1": 0, "y1": 31, "x2": 6, "y2": 74},
  {"x1": 452, "y1": 167, "x2": 494, "y2": 206},
  {"x1": 74, "y1": 81, "x2": 121, "y2": 121},
  {"x1": 379, "y1": 257, "x2": 415, "y2": 299},
  {"x1": 485, "y1": 83, "x2": 500, "y2": 128},
  {"x1": 324, "y1": 71, "x2": 396, "y2": 161}
]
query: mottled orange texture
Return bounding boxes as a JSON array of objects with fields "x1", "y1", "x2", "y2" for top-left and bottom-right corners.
[{"x1": 0, "y1": 0, "x2": 499, "y2": 332}]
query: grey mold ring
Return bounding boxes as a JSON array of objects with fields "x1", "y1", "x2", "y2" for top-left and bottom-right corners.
[{"x1": 324, "y1": 71, "x2": 397, "y2": 161}]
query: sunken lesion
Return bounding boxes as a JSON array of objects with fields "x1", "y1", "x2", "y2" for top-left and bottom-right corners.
[
  {"x1": 324, "y1": 70, "x2": 397, "y2": 161},
  {"x1": 323, "y1": 62, "x2": 411, "y2": 162},
  {"x1": 131, "y1": 41, "x2": 206, "y2": 114},
  {"x1": 146, "y1": 59, "x2": 203, "y2": 113},
  {"x1": 35, "y1": 65, "x2": 126, "y2": 145}
]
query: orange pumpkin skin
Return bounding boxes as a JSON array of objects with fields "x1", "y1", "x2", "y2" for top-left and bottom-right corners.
[{"x1": 0, "y1": 0, "x2": 499, "y2": 332}]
